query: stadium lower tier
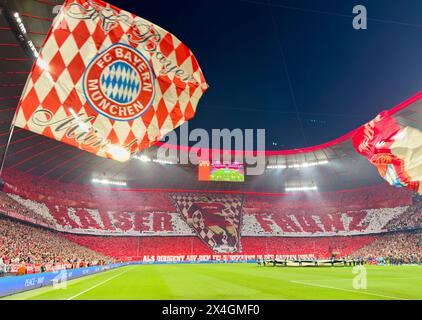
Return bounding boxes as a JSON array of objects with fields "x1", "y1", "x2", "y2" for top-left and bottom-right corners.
[
  {"x1": 62, "y1": 234, "x2": 376, "y2": 260},
  {"x1": 0, "y1": 215, "x2": 110, "y2": 274},
  {"x1": 1, "y1": 214, "x2": 422, "y2": 276}
]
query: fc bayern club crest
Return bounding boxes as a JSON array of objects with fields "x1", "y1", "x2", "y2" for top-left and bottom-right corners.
[{"x1": 83, "y1": 43, "x2": 155, "y2": 121}]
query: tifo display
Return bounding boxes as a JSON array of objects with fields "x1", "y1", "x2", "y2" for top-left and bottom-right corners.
[{"x1": 1, "y1": 168, "x2": 421, "y2": 277}]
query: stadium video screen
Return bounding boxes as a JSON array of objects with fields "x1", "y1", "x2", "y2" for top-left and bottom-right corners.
[{"x1": 198, "y1": 161, "x2": 245, "y2": 182}]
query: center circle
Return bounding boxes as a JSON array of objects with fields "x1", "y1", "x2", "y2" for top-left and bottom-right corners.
[{"x1": 100, "y1": 60, "x2": 142, "y2": 105}]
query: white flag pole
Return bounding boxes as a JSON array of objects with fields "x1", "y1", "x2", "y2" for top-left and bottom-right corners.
[{"x1": 0, "y1": 121, "x2": 15, "y2": 180}]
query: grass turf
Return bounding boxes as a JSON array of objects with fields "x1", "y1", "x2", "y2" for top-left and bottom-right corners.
[
  {"x1": 2, "y1": 264, "x2": 422, "y2": 300},
  {"x1": 210, "y1": 169, "x2": 244, "y2": 182}
]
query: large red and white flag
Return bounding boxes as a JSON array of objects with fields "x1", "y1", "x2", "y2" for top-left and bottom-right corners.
[
  {"x1": 353, "y1": 111, "x2": 422, "y2": 194},
  {"x1": 14, "y1": 0, "x2": 208, "y2": 161},
  {"x1": 170, "y1": 193, "x2": 244, "y2": 253}
]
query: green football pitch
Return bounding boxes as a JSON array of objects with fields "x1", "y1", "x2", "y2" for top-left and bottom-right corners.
[
  {"x1": 2, "y1": 264, "x2": 422, "y2": 300},
  {"x1": 210, "y1": 169, "x2": 244, "y2": 182}
]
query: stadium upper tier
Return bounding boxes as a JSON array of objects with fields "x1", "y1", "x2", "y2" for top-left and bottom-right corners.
[
  {"x1": 0, "y1": 0, "x2": 422, "y2": 193},
  {"x1": 1, "y1": 171, "x2": 420, "y2": 239}
]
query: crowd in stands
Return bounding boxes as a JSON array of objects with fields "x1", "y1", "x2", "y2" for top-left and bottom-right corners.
[
  {"x1": 63, "y1": 235, "x2": 214, "y2": 259},
  {"x1": 413, "y1": 193, "x2": 422, "y2": 203},
  {"x1": 61, "y1": 234, "x2": 376, "y2": 260},
  {"x1": 240, "y1": 236, "x2": 375, "y2": 258},
  {"x1": 0, "y1": 168, "x2": 421, "y2": 275},
  {"x1": 0, "y1": 215, "x2": 110, "y2": 275},
  {"x1": 384, "y1": 204, "x2": 422, "y2": 231},
  {"x1": 2, "y1": 193, "x2": 195, "y2": 235},
  {"x1": 1, "y1": 187, "x2": 420, "y2": 237},
  {"x1": 2, "y1": 169, "x2": 174, "y2": 212},
  {"x1": 0, "y1": 192, "x2": 53, "y2": 227},
  {"x1": 246, "y1": 185, "x2": 413, "y2": 213},
  {"x1": 2, "y1": 168, "x2": 415, "y2": 214},
  {"x1": 352, "y1": 231, "x2": 422, "y2": 264},
  {"x1": 242, "y1": 206, "x2": 412, "y2": 236}
]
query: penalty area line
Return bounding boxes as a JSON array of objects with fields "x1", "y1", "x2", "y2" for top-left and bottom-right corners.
[
  {"x1": 291, "y1": 280, "x2": 408, "y2": 300},
  {"x1": 66, "y1": 267, "x2": 134, "y2": 300}
]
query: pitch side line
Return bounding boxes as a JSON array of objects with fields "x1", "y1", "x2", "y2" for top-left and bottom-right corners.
[
  {"x1": 66, "y1": 267, "x2": 134, "y2": 300},
  {"x1": 291, "y1": 280, "x2": 408, "y2": 300},
  {"x1": 294, "y1": 275, "x2": 422, "y2": 282}
]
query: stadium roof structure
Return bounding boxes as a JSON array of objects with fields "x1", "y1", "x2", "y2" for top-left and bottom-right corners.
[{"x1": 0, "y1": 0, "x2": 421, "y2": 194}]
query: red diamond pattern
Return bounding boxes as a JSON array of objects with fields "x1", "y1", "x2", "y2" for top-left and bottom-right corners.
[
  {"x1": 170, "y1": 102, "x2": 183, "y2": 127},
  {"x1": 159, "y1": 33, "x2": 175, "y2": 57},
  {"x1": 175, "y1": 43, "x2": 191, "y2": 66},
  {"x1": 20, "y1": 87, "x2": 40, "y2": 120},
  {"x1": 48, "y1": 52, "x2": 66, "y2": 82},
  {"x1": 67, "y1": 53, "x2": 85, "y2": 84},
  {"x1": 72, "y1": 21, "x2": 91, "y2": 48},
  {"x1": 53, "y1": 27, "x2": 71, "y2": 48},
  {"x1": 156, "y1": 99, "x2": 170, "y2": 129}
]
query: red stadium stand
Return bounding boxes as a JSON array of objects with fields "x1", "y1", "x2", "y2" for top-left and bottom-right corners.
[
  {"x1": 0, "y1": 215, "x2": 110, "y2": 274},
  {"x1": 240, "y1": 236, "x2": 376, "y2": 258},
  {"x1": 62, "y1": 234, "x2": 376, "y2": 260},
  {"x1": 62, "y1": 235, "x2": 214, "y2": 260},
  {"x1": 0, "y1": 169, "x2": 421, "y2": 267}
]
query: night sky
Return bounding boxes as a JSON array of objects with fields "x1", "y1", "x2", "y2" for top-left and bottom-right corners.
[{"x1": 109, "y1": 0, "x2": 422, "y2": 150}]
